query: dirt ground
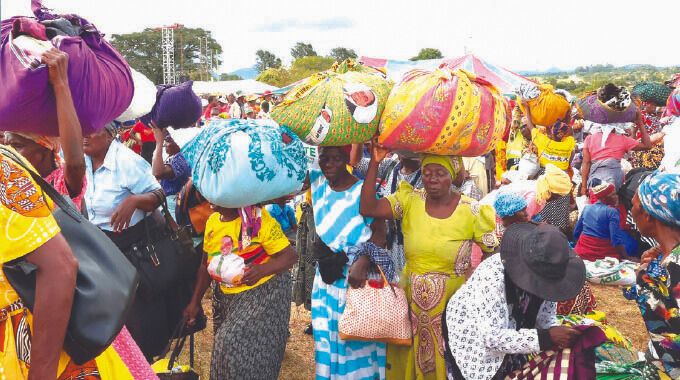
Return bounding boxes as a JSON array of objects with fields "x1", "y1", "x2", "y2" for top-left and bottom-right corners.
[{"x1": 177, "y1": 283, "x2": 646, "y2": 379}]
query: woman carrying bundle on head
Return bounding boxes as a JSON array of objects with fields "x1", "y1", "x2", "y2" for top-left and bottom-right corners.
[
  {"x1": 359, "y1": 139, "x2": 498, "y2": 380},
  {"x1": 182, "y1": 204, "x2": 297, "y2": 380},
  {"x1": 580, "y1": 84, "x2": 653, "y2": 195},
  {"x1": 308, "y1": 145, "x2": 389, "y2": 380}
]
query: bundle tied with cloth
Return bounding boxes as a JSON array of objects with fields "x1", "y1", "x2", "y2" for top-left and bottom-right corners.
[{"x1": 0, "y1": 0, "x2": 134, "y2": 136}]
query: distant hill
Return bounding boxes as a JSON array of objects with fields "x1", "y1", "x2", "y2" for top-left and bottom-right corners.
[
  {"x1": 229, "y1": 67, "x2": 259, "y2": 80},
  {"x1": 529, "y1": 64, "x2": 680, "y2": 97}
]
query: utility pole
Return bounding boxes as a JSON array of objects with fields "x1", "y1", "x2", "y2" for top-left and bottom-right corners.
[{"x1": 161, "y1": 27, "x2": 175, "y2": 85}]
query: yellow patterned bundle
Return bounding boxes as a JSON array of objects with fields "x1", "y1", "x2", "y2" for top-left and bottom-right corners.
[{"x1": 378, "y1": 68, "x2": 508, "y2": 156}]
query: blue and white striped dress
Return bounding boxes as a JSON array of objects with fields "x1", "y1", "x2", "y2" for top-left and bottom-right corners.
[{"x1": 310, "y1": 169, "x2": 387, "y2": 380}]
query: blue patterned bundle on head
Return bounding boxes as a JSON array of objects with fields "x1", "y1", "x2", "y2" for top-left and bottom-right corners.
[
  {"x1": 494, "y1": 192, "x2": 528, "y2": 218},
  {"x1": 638, "y1": 172, "x2": 680, "y2": 228},
  {"x1": 181, "y1": 118, "x2": 307, "y2": 208}
]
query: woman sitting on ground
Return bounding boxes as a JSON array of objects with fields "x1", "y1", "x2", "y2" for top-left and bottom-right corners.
[
  {"x1": 574, "y1": 182, "x2": 638, "y2": 261},
  {"x1": 445, "y1": 223, "x2": 586, "y2": 380}
]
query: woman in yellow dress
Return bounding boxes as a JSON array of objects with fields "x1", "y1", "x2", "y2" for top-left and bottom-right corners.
[
  {"x1": 359, "y1": 141, "x2": 498, "y2": 380},
  {"x1": 0, "y1": 148, "x2": 139, "y2": 379}
]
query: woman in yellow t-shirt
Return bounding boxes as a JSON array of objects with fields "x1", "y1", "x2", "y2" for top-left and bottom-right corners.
[
  {"x1": 183, "y1": 205, "x2": 297, "y2": 379},
  {"x1": 0, "y1": 148, "x2": 137, "y2": 380},
  {"x1": 521, "y1": 100, "x2": 576, "y2": 173}
]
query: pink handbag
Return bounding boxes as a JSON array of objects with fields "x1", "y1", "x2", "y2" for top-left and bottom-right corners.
[{"x1": 339, "y1": 267, "x2": 412, "y2": 346}]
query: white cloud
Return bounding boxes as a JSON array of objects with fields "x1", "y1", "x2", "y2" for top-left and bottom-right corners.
[{"x1": 3, "y1": 0, "x2": 679, "y2": 74}]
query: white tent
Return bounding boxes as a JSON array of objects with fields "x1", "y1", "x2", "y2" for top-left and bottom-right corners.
[{"x1": 192, "y1": 80, "x2": 278, "y2": 96}]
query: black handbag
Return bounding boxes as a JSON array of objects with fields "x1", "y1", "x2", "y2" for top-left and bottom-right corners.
[
  {"x1": 0, "y1": 147, "x2": 139, "y2": 365},
  {"x1": 157, "y1": 318, "x2": 200, "y2": 380}
]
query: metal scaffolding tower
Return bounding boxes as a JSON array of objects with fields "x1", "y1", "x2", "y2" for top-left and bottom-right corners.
[{"x1": 161, "y1": 27, "x2": 176, "y2": 85}]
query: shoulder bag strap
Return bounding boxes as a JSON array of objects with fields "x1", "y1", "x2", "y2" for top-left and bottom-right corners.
[{"x1": 0, "y1": 146, "x2": 81, "y2": 221}]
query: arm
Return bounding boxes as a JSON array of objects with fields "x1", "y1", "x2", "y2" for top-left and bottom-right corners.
[
  {"x1": 43, "y1": 49, "x2": 85, "y2": 198},
  {"x1": 183, "y1": 253, "x2": 211, "y2": 326},
  {"x1": 110, "y1": 193, "x2": 163, "y2": 232},
  {"x1": 151, "y1": 127, "x2": 175, "y2": 180},
  {"x1": 632, "y1": 120, "x2": 652, "y2": 151},
  {"x1": 573, "y1": 213, "x2": 584, "y2": 241},
  {"x1": 240, "y1": 245, "x2": 297, "y2": 286},
  {"x1": 25, "y1": 234, "x2": 78, "y2": 380},
  {"x1": 349, "y1": 144, "x2": 363, "y2": 167},
  {"x1": 579, "y1": 146, "x2": 592, "y2": 196},
  {"x1": 520, "y1": 101, "x2": 535, "y2": 140},
  {"x1": 608, "y1": 209, "x2": 628, "y2": 258},
  {"x1": 359, "y1": 139, "x2": 396, "y2": 219}
]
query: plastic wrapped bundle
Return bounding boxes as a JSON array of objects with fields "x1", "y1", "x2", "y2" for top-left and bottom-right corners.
[{"x1": 181, "y1": 119, "x2": 307, "y2": 208}]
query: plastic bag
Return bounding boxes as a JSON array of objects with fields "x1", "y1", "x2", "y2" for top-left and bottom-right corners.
[
  {"x1": 585, "y1": 258, "x2": 638, "y2": 286},
  {"x1": 181, "y1": 119, "x2": 307, "y2": 208}
]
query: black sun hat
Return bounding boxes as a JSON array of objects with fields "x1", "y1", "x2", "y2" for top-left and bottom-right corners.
[{"x1": 500, "y1": 222, "x2": 586, "y2": 302}]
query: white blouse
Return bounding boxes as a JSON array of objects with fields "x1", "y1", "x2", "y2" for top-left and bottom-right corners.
[{"x1": 445, "y1": 254, "x2": 558, "y2": 380}]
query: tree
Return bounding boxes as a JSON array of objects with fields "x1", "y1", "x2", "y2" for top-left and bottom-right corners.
[
  {"x1": 329, "y1": 47, "x2": 357, "y2": 62},
  {"x1": 255, "y1": 50, "x2": 282, "y2": 73},
  {"x1": 291, "y1": 42, "x2": 317, "y2": 59},
  {"x1": 220, "y1": 73, "x2": 242, "y2": 81},
  {"x1": 256, "y1": 56, "x2": 336, "y2": 87},
  {"x1": 111, "y1": 27, "x2": 223, "y2": 84},
  {"x1": 410, "y1": 48, "x2": 443, "y2": 61}
]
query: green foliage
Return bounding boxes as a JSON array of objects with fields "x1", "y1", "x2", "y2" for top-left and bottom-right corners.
[
  {"x1": 255, "y1": 50, "x2": 282, "y2": 73},
  {"x1": 532, "y1": 65, "x2": 680, "y2": 97},
  {"x1": 329, "y1": 47, "x2": 357, "y2": 62},
  {"x1": 256, "y1": 56, "x2": 336, "y2": 87},
  {"x1": 219, "y1": 73, "x2": 243, "y2": 81},
  {"x1": 111, "y1": 27, "x2": 223, "y2": 84},
  {"x1": 410, "y1": 48, "x2": 443, "y2": 61},
  {"x1": 291, "y1": 42, "x2": 317, "y2": 59}
]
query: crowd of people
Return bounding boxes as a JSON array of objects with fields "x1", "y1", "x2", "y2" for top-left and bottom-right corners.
[{"x1": 2, "y1": 47, "x2": 680, "y2": 380}]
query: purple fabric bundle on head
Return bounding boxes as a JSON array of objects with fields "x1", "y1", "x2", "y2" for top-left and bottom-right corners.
[
  {"x1": 0, "y1": 0, "x2": 134, "y2": 136},
  {"x1": 143, "y1": 81, "x2": 202, "y2": 129}
]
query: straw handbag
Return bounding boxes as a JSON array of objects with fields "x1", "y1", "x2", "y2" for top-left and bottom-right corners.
[{"x1": 339, "y1": 267, "x2": 412, "y2": 346}]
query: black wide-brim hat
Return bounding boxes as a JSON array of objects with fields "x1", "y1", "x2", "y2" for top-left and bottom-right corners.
[{"x1": 500, "y1": 222, "x2": 586, "y2": 302}]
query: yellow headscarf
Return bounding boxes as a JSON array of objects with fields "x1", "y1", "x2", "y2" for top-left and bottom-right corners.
[
  {"x1": 421, "y1": 154, "x2": 463, "y2": 179},
  {"x1": 535, "y1": 164, "x2": 572, "y2": 203}
]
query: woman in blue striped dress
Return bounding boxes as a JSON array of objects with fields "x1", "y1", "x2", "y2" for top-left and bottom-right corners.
[{"x1": 310, "y1": 146, "x2": 387, "y2": 380}]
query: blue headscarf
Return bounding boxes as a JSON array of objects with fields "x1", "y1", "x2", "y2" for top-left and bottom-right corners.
[
  {"x1": 638, "y1": 172, "x2": 680, "y2": 228},
  {"x1": 494, "y1": 192, "x2": 528, "y2": 218}
]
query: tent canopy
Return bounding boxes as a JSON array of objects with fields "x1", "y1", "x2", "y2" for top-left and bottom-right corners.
[
  {"x1": 192, "y1": 79, "x2": 278, "y2": 96},
  {"x1": 359, "y1": 54, "x2": 535, "y2": 94}
]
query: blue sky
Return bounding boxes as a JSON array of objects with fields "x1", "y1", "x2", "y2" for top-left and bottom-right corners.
[{"x1": 4, "y1": 0, "x2": 680, "y2": 73}]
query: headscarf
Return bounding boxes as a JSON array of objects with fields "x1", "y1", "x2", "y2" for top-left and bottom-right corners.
[
  {"x1": 631, "y1": 82, "x2": 672, "y2": 107},
  {"x1": 583, "y1": 121, "x2": 635, "y2": 148},
  {"x1": 589, "y1": 182, "x2": 616, "y2": 205},
  {"x1": 535, "y1": 164, "x2": 572, "y2": 203},
  {"x1": 12, "y1": 132, "x2": 60, "y2": 153},
  {"x1": 551, "y1": 121, "x2": 569, "y2": 140},
  {"x1": 638, "y1": 172, "x2": 680, "y2": 228},
  {"x1": 421, "y1": 154, "x2": 463, "y2": 179},
  {"x1": 494, "y1": 192, "x2": 528, "y2": 218}
]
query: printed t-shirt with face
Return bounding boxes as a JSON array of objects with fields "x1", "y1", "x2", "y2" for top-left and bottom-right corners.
[
  {"x1": 584, "y1": 132, "x2": 640, "y2": 161},
  {"x1": 531, "y1": 128, "x2": 576, "y2": 171},
  {"x1": 203, "y1": 209, "x2": 290, "y2": 294}
]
